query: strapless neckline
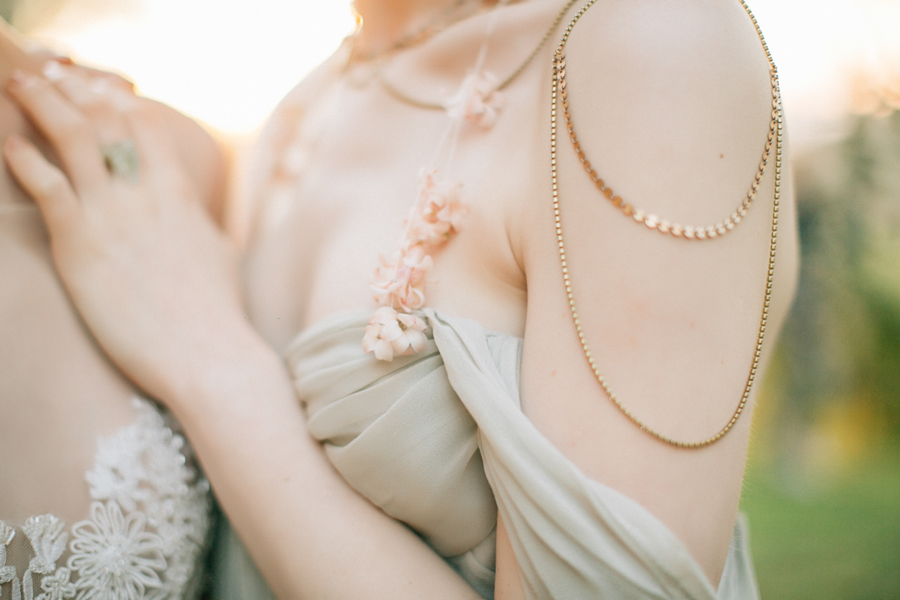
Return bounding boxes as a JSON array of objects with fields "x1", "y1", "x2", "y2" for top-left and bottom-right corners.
[
  {"x1": 280, "y1": 308, "x2": 758, "y2": 599},
  {"x1": 291, "y1": 307, "x2": 522, "y2": 351}
]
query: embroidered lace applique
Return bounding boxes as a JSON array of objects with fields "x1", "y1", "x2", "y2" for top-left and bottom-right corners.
[{"x1": 0, "y1": 398, "x2": 212, "y2": 600}]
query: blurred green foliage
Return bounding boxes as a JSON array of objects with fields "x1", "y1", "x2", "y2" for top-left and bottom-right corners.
[
  {"x1": 743, "y1": 109, "x2": 900, "y2": 599},
  {"x1": 743, "y1": 450, "x2": 900, "y2": 600},
  {"x1": 1, "y1": 0, "x2": 69, "y2": 32},
  {"x1": 780, "y1": 110, "x2": 900, "y2": 441},
  {"x1": 0, "y1": 0, "x2": 15, "y2": 22}
]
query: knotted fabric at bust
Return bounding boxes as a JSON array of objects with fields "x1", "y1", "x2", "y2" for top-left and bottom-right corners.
[{"x1": 284, "y1": 309, "x2": 759, "y2": 600}]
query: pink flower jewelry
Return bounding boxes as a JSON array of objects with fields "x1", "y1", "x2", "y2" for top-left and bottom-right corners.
[
  {"x1": 363, "y1": 171, "x2": 467, "y2": 361},
  {"x1": 370, "y1": 245, "x2": 433, "y2": 312},
  {"x1": 362, "y1": 2, "x2": 510, "y2": 361},
  {"x1": 444, "y1": 71, "x2": 505, "y2": 129},
  {"x1": 362, "y1": 307, "x2": 429, "y2": 362},
  {"x1": 407, "y1": 171, "x2": 467, "y2": 246}
]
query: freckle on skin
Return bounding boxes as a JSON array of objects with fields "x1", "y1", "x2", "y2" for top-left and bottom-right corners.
[
  {"x1": 719, "y1": 153, "x2": 724, "y2": 159},
  {"x1": 550, "y1": 369, "x2": 557, "y2": 376}
]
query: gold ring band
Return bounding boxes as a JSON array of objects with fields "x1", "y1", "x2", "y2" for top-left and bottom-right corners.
[{"x1": 101, "y1": 140, "x2": 139, "y2": 180}]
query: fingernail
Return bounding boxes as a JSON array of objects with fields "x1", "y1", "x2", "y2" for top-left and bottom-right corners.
[{"x1": 43, "y1": 60, "x2": 66, "y2": 81}]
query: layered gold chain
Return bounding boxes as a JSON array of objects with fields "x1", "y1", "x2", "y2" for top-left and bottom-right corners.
[
  {"x1": 561, "y1": 52, "x2": 778, "y2": 240},
  {"x1": 348, "y1": 0, "x2": 476, "y2": 64},
  {"x1": 379, "y1": 0, "x2": 581, "y2": 110},
  {"x1": 550, "y1": 0, "x2": 783, "y2": 448}
]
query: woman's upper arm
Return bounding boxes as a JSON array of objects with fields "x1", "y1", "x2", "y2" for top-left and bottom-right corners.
[{"x1": 500, "y1": 0, "x2": 798, "y2": 592}]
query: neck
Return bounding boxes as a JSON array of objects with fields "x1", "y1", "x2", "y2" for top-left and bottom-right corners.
[
  {"x1": 350, "y1": 0, "x2": 480, "y2": 59},
  {"x1": 0, "y1": 19, "x2": 44, "y2": 85}
]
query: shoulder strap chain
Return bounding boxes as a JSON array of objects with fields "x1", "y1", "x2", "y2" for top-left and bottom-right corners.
[{"x1": 550, "y1": 0, "x2": 783, "y2": 448}]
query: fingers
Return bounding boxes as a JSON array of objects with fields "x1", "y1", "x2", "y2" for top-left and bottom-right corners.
[
  {"x1": 40, "y1": 63, "x2": 182, "y2": 190},
  {"x1": 7, "y1": 64, "x2": 189, "y2": 214},
  {"x1": 72, "y1": 65, "x2": 136, "y2": 94},
  {"x1": 42, "y1": 58, "x2": 136, "y2": 93},
  {"x1": 3, "y1": 134, "x2": 81, "y2": 234},
  {"x1": 6, "y1": 70, "x2": 108, "y2": 195},
  {"x1": 43, "y1": 62, "x2": 133, "y2": 148}
]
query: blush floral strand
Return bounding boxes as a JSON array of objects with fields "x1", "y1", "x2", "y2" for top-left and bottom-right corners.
[
  {"x1": 362, "y1": 170, "x2": 467, "y2": 361},
  {"x1": 407, "y1": 170, "x2": 467, "y2": 246},
  {"x1": 445, "y1": 71, "x2": 505, "y2": 129},
  {"x1": 361, "y1": 306, "x2": 430, "y2": 361},
  {"x1": 362, "y1": 1, "x2": 509, "y2": 361}
]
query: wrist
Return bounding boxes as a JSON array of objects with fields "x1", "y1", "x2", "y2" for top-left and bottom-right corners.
[{"x1": 149, "y1": 317, "x2": 290, "y2": 420}]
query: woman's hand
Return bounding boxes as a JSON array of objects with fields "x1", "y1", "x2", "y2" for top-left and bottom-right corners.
[{"x1": 3, "y1": 68, "x2": 244, "y2": 401}]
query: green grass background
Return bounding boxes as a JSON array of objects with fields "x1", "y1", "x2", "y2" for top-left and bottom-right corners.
[{"x1": 741, "y1": 448, "x2": 900, "y2": 599}]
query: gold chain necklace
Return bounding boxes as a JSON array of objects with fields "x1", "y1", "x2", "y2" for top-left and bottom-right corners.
[
  {"x1": 379, "y1": 0, "x2": 581, "y2": 110},
  {"x1": 561, "y1": 44, "x2": 777, "y2": 240},
  {"x1": 348, "y1": 0, "x2": 477, "y2": 65},
  {"x1": 551, "y1": 0, "x2": 783, "y2": 448}
]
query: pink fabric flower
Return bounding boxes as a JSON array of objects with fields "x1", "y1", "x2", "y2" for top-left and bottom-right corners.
[
  {"x1": 364, "y1": 171, "x2": 467, "y2": 361},
  {"x1": 362, "y1": 307, "x2": 429, "y2": 361},
  {"x1": 445, "y1": 71, "x2": 505, "y2": 129},
  {"x1": 370, "y1": 246, "x2": 433, "y2": 312},
  {"x1": 407, "y1": 171, "x2": 468, "y2": 247}
]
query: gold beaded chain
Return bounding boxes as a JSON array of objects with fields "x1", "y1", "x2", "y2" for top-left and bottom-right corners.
[
  {"x1": 348, "y1": 0, "x2": 479, "y2": 65},
  {"x1": 379, "y1": 0, "x2": 581, "y2": 110},
  {"x1": 551, "y1": 0, "x2": 783, "y2": 448},
  {"x1": 561, "y1": 58, "x2": 777, "y2": 240}
]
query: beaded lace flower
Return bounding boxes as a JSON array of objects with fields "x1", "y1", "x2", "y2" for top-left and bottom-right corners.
[
  {"x1": 0, "y1": 399, "x2": 212, "y2": 600},
  {"x1": 68, "y1": 502, "x2": 167, "y2": 598}
]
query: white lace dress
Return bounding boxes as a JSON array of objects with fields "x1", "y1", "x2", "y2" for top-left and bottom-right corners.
[{"x1": 0, "y1": 205, "x2": 213, "y2": 600}]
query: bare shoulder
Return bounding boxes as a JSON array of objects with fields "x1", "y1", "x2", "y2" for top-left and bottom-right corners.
[
  {"x1": 550, "y1": 0, "x2": 777, "y2": 220},
  {"x1": 233, "y1": 48, "x2": 348, "y2": 241},
  {"x1": 568, "y1": 0, "x2": 773, "y2": 89},
  {"x1": 511, "y1": 0, "x2": 795, "y2": 584},
  {"x1": 267, "y1": 49, "x2": 347, "y2": 127}
]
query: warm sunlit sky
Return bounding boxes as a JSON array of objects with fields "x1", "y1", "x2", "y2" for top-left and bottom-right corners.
[
  {"x1": 29, "y1": 0, "x2": 357, "y2": 134},
  {"x1": 25, "y1": 0, "x2": 900, "y2": 145}
]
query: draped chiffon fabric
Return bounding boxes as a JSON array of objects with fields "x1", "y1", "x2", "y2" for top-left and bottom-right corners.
[{"x1": 215, "y1": 308, "x2": 759, "y2": 599}]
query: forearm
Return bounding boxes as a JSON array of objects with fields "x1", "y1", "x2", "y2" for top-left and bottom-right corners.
[
  {"x1": 2, "y1": 49, "x2": 477, "y2": 600},
  {"x1": 163, "y1": 324, "x2": 480, "y2": 600}
]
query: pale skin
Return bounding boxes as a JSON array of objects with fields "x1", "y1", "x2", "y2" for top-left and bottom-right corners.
[
  {"x1": 4, "y1": 0, "x2": 798, "y2": 598},
  {"x1": 0, "y1": 18, "x2": 225, "y2": 528}
]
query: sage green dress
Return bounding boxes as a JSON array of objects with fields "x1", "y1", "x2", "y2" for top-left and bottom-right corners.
[{"x1": 212, "y1": 310, "x2": 759, "y2": 600}]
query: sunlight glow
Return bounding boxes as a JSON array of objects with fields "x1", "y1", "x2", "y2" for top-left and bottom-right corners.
[
  {"x1": 27, "y1": 0, "x2": 900, "y2": 143},
  {"x1": 751, "y1": 0, "x2": 900, "y2": 144},
  {"x1": 32, "y1": 0, "x2": 355, "y2": 134}
]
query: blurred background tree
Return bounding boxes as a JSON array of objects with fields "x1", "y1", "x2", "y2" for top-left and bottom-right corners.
[
  {"x1": 2, "y1": 0, "x2": 67, "y2": 30},
  {"x1": 742, "y1": 74, "x2": 900, "y2": 600}
]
